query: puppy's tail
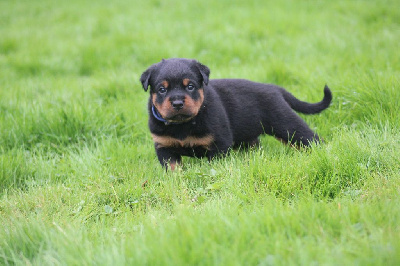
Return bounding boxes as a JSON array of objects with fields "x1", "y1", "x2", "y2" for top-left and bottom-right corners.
[{"x1": 281, "y1": 85, "x2": 332, "y2": 114}]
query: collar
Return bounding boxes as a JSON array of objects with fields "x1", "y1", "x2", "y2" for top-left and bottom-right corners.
[
  {"x1": 151, "y1": 105, "x2": 169, "y2": 124},
  {"x1": 151, "y1": 105, "x2": 182, "y2": 125},
  {"x1": 151, "y1": 105, "x2": 197, "y2": 126}
]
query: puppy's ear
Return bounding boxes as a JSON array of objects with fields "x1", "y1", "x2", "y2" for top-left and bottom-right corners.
[
  {"x1": 194, "y1": 61, "x2": 210, "y2": 86},
  {"x1": 140, "y1": 65, "x2": 154, "y2": 92},
  {"x1": 140, "y1": 68, "x2": 151, "y2": 92}
]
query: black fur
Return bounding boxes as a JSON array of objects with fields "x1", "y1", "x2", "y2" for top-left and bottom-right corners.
[{"x1": 141, "y1": 58, "x2": 332, "y2": 169}]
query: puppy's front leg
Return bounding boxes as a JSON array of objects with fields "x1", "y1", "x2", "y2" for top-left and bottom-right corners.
[{"x1": 155, "y1": 147, "x2": 182, "y2": 171}]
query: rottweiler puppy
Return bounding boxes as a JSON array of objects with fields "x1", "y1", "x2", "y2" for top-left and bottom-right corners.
[{"x1": 140, "y1": 58, "x2": 332, "y2": 170}]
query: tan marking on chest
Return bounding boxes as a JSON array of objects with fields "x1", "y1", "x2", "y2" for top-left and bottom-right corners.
[{"x1": 152, "y1": 134, "x2": 214, "y2": 150}]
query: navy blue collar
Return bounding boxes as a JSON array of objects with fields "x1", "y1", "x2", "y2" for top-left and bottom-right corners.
[
  {"x1": 152, "y1": 105, "x2": 169, "y2": 124},
  {"x1": 152, "y1": 105, "x2": 182, "y2": 125}
]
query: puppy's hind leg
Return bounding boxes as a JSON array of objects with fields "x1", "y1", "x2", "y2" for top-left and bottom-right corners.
[
  {"x1": 274, "y1": 123, "x2": 320, "y2": 147},
  {"x1": 270, "y1": 111, "x2": 321, "y2": 147}
]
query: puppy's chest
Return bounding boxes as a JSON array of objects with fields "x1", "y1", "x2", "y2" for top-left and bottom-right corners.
[
  {"x1": 150, "y1": 113, "x2": 215, "y2": 150},
  {"x1": 151, "y1": 133, "x2": 214, "y2": 150}
]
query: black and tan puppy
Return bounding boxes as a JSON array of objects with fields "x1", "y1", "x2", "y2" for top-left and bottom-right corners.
[{"x1": 141, "y1": 58, "x2": 332, "y2": 170}]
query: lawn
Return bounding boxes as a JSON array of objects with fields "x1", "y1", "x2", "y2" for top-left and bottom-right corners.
[{"x1": 0, "y1": 0, "x2": 399, "y2": 265}]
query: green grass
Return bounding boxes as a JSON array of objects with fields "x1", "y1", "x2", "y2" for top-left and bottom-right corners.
[{"x1": 1, "y1": 0, "x2": 399, "y2": 265}]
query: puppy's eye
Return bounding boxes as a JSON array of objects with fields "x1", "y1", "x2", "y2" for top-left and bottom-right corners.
[
  {"x1": 187, "y1": 84, "x2": 195, "y2": 91},
  {"x1": 158, "y1": 87, "x2": 167, "y2": 94}
]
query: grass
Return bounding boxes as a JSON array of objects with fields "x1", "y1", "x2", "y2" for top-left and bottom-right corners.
[{"x1": 0, "y1": 0, "x2": 399, "y2": 265}]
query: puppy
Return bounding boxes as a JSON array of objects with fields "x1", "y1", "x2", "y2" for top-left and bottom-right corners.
[{"x1": 140, "y1": 58, "x2": 332, "y2": 170}]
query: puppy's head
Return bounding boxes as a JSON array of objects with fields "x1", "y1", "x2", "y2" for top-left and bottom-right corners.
[{"x1": 140, "y1": 58, "x2": 210, "y2": 123}]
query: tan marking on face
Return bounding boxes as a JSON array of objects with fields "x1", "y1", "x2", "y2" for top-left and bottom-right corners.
[
  {"x1": 152, "y1": 134, "x2": 214, "y2": 150},
  {"x1": 182, "y1": 78, "x2": 190, "y2": 86},
  {"x1": 184, "y1": 88, "x2": 204, "y2": 116},
  {"x1": 161, "y1": 80, "x2": 169, "y2": 88},
  {"x1": 152, "y1": 88, "x2": 204, "y2": 122},
  {"x1": 152, "y1": 93, "x2": 172, "y2": 118}
]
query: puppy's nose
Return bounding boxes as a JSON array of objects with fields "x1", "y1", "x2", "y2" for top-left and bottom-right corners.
[{"x1": 172, "y1": 100, "x2": 184, "y2": 110}]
